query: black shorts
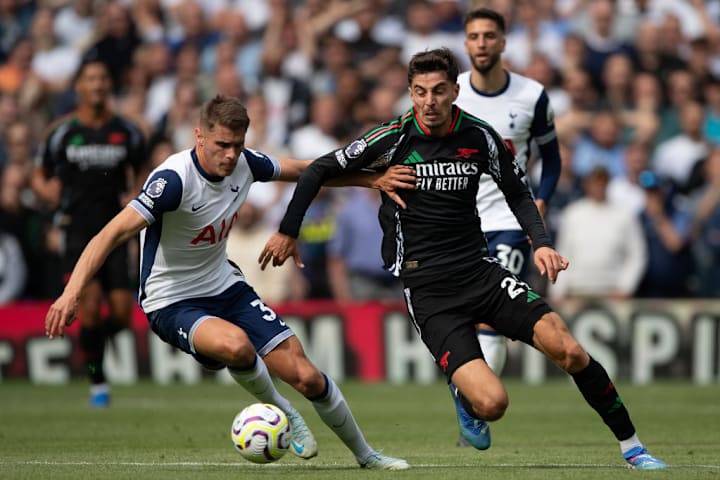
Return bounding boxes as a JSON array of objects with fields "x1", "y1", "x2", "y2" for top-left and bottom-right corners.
[
  {"x1": 401, "y1": 258, "x2": 552, "y2": 380},
  {"x1": 61, "y1": 229, "x2": 132, "y2": 291}
]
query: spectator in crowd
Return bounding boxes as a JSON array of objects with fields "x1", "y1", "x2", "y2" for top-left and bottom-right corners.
[
  {"x1": 533, "y1": 140, "x2": 582, "y2": 246},
  {"x1": 332, "y1": 0, "x2": 389, "y2": 68},
  {"x1": 503, "y1": 0, "x2": 565, "y2": 71},
  {"x1": 636, "y1": 170, "x2": 695, "y2": 298},
  {"x1": 327, "y1": 188, "x2": 401, "y2": 301},
  {"x1": 289, "y1": 94, "x2": 344, "y2": 160},
  {"x1": 53, "y1": 0, "x2": 96, "y2": 52},
  {"x1": 524, "y1": 52, "x2": 570, "y2": 117},
  {"x1": 703, "y1": 76, "x2": 720, "y2": 145},
  {"x1": 550, "y1": 166, "x2": 647, "y2": 301},
  {"x1": 142, "y1": 41, "x2": 176, "y2": 128},
  {"x1": 608, "y1": 141, "x2": 653, "y2": 215},
  {"x1": 554, "y1": 67, "x2": 598, "y2": 144},
  {"x1": 690, "y1": 147, "x2": 720, "y2": 297},
  {"x1": 401, "y1": 0, "x2": 465, "y2": 67},
  {"x1": 631, "y1": 19, "x2": 686, "y2": 80},
  {"x1": 129, "y1": 0, "x2": 166, "y2": 44},
  {"x1": 573, "y1": 0, "x2": 633, "y2": 88},
  {"x1": 571, "y1": 109, "x2": 627, "y2": 178},
  {"x1": 626, "y1": 71, "x2": 662, "y2": 146},
  {"x1": 166, "y1": 0, "x2": 218, "y2": 55},
  {"x1": 0, "y1": 0, "x2": 33, "y2": 62},
  {"x1": 655, "y1": 69, "x2": 698, "y2": 146},
  {"x1": 90, "y1": 1, "x2": 141, "y2": 92},
  {"x1": 0, "y1": 163, "x2": 28, "y2": 304},
  {"x1": 153, "y1": 79, "x2": 200, "y2": 150},
  {"x1": 258, "y1": 0, "x2": 312, "y2": 150},
  {"x1": 0, "y1": 38, "x2": 35, "y2": 96},
  {"x1": 653, "y1": 100, "x2": 709, "y2": 193}
]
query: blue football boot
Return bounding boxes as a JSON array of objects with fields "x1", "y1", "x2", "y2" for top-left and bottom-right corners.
[{"x1": 450, "y1": 384, "x2": 490, "y2": 450}]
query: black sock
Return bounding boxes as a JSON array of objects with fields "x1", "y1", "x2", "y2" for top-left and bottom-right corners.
[
  {"x1": 572, "y1": 356, "x2": 635, "y2": 440},
  {"x1": 79, "y1": 325, "x2": 107, "y2": 384},
  {"x1": 103, "y1": 314, "x2": 130, "y2": 338}
]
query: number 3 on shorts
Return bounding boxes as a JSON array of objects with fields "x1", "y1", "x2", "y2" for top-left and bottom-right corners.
[{"x1": 250, "y1": 299, "x2": 285, "y2": 325}]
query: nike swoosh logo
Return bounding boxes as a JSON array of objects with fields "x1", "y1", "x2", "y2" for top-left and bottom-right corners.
[
  {"x1": 230, "y1": 185, "x2": 240, "y2": 192},
  {"x1": 291, "y1": 441, "x2": 304, "y2": 454},
  {"x1": 191, "y1": 203, "x2": 207, "y2": 212}
]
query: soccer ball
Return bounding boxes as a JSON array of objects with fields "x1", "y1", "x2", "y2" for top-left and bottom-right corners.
[{"x1": 231, "y1": 403, "x2": 292, "y2": 463}]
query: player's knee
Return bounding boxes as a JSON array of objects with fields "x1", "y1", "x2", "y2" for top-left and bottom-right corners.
[
  {"x1": 553, "y1": 341, "x2": 588, "y2": 373},
  {"x1": 217, "y1": 337, "x2": 256, "y2": 367},
  {"x1": 291, "y1": 364, "x2": 325, "y2": 398},
  {"x1": 483, "y1": 395, "x2": 509, "y2": 421},
  {"x1": 468, "y1": 392, "x2": 508, "y2": 421},
  {"x1": 563, "y1": 343, "x2": 589, "y2": 373}
]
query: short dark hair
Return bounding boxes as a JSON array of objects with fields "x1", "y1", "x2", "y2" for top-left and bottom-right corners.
[
  {"x1": 407, "y1": 48, "x2": 460, "y2": 85},
  {"x1": 74, "y1": 49, "x2": 112, "y2": 84},
  {"x1": 463, "y1": 7, "x2": 506, "y2": 33},
  {"x1": 200, "y1": 94, "x2": 250, "y2": 132}
]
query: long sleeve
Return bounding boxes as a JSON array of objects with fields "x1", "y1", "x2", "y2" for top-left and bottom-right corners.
[{"x1": 615, "y1": 214, "x2": 648, "y2": 295}]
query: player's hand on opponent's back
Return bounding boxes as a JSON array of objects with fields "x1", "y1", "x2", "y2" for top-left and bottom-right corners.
[
  {"x1": 533, "y1": 246, "x2": 569, "y2": 284},
  {"x1": 371, "y1": 165, "x2": 416, "y2": 210},
  {"x1": 45, "y1": 292, "x2": 80, "y2": 339},
  {"x1": 259, "y1": 233, "x2": 304, "y2": 270}
]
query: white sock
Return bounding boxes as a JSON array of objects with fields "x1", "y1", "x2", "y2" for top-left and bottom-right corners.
[
  {"x1": 90, "y1": 383, "x2": 109, "y2": 396},
  {"x1": 477, "y1": 330, "x2": 507, "y2": 374},
  {"x1": 619, "y1": 433, "x2": 643, "y2": 456},
  {"x1": 228, "y1": 354, "x2": 292, "y2": 413},
  {"x1": 311, "y1": 374, "x2": 374, "y2": 461}
]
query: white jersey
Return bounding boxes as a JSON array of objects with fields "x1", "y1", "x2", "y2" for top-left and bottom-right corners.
[
  {"x1": 456, "y1": 70, "x2": 558, "y2": 232},
  {"x1": 129, "y1": 147, "x2": 280, "y2": 313}
]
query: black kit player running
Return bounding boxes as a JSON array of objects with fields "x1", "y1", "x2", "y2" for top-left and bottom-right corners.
[
  {"x1": 261, "y1": 48, "x2": 666, "y2": 470},
  {"x1": 34, "y1": 58, "x2": 145, "y2": 407},
  {"x1": 277, "y1": 104, "x2": 551, "y2": 377}
]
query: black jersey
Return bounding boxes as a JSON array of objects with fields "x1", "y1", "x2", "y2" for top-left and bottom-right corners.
[
  {"x1": 37, "y1": 114, "x2": 145, "y2": 235},
  {"x1": 279, "y1": 106, "x2": 551, "y2": 283}
]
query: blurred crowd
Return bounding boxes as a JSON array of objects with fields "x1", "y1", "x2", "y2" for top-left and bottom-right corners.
[{"x1": 1, "y1": 0, "x2": 720, "y2": 305}]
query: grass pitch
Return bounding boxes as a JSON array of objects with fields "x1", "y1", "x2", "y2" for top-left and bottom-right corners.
[{"x1": 1, "y1": 380, "x2": 718, "y2": 480}]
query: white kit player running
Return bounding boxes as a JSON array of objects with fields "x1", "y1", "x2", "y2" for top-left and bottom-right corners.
[
  {"x1": 43, "y1": 95, "x2": 410, "y2": 470},
  {"x1": 450, "y1": 8, "x2": 562, "y2": 449}
]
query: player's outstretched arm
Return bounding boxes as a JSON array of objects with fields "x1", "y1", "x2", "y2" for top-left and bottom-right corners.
[
  {"x1": 351, "y1": 165, "x2": 416, "y2": 209},
  {"x1": 44, "y1": 207, "x2": 148, "y2": 339},
  {"x1": 533, "y1": 246, "x2": 569, "y2": 284},
  {"x1": 277, "y1": 157, "x2": 416, "y2": 209},
  {"x1": 259, "y1": 232, "x2": 304, "y2": 271}
]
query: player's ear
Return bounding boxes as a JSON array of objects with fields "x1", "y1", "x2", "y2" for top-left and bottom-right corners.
[{"x1": 195, "y1": 127, "x2": 204, "y2": 145}]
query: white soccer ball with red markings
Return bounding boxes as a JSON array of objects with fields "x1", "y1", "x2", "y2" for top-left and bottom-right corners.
[{"x1": 231, "y1": 403, "x2": 291, "y2": 463}]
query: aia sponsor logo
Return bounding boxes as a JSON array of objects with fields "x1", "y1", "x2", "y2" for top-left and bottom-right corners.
[{"x1": 190, "y1": 212, "x2": 238, "y2": 245}]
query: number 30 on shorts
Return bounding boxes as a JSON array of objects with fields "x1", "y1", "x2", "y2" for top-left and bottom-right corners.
[{"x1": 495, "y1": 243, "x2": 525, "y2": 275}]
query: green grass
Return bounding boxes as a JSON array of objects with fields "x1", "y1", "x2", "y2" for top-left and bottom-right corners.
[{"x1": 1, "y1": 380, "x2": 718, "y2": 479}]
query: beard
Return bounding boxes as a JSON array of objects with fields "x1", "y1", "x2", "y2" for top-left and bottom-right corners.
[{"x1": 470, "y1": 52, "x2": 501, "y2": 74}]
